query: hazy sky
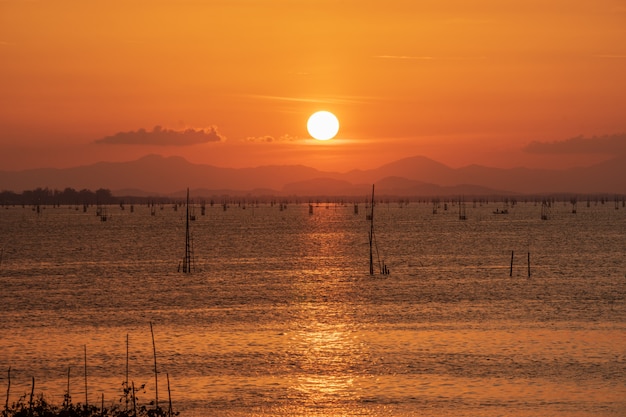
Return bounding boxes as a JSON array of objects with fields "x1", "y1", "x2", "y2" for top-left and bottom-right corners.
[{"x1": 1, "y1": 0, "x2": 625, "y2": 172}]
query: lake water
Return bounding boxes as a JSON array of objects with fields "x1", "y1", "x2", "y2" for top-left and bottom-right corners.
[{"x1": 1, "y1": 198, "x2": 625, "y2": 416}]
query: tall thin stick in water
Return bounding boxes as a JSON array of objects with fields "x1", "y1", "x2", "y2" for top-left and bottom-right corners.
[
  {"x1": 167, "y1": 373, "x2": 173, "y2": 417},
  {"x1": 510, "y1": 251, "x2": 514, "y2": 277},
  {"x1": 5, "y1": 367, "x2": 10, "y2": 413},
  {"x1": 527, "y1": 251, "x2": 531, "y2": 277},
  {"x1": 84, "y1": 345, "x2": 88, "y2": 407},
  {"x1": 132, "y1": 382, "x2": 137, "y2": 417},
  {"x1": 125, "y1": 334, "x2": 129, "y2": 411},
  {"x1": 369, "y1": 185, "x2": 375, "y2": 275},
  {"x1": 29, "y1": 377, "x2": 34, "y2": 413},
  {"x1": 64, "y1": 367, "x2": 71, "y2": 408},
  {"x1": 150, "y1": 322, "x2": 159, "y2": 408}
]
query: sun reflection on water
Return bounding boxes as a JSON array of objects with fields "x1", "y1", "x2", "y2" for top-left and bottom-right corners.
[
  {"x1": 289, "y1": 306, "x2": 364, "y2": 413},
  {"x1": 289, "y1": 208, "x2": 366, "y2": 411}
]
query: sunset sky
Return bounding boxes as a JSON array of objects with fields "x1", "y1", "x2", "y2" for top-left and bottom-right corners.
[{"x1": 1, "y1": 0, "x2": 625, "y2": 172}]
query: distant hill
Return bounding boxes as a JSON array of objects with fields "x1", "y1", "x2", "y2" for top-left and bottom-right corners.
[
  {"x1": 344, "y1": 156, "x2": 455, "y2": 186},
  {"x1": 0, "y1": 154, "x2": 624, "y2": 197},
  {"x1": 282, "y1": 178, "x2": 360, "y2": 196}
]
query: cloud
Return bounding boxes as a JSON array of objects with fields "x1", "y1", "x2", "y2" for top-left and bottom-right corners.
[
  {"x1": 245, "y1": 134, "x2": 301, "y2": 143},
  {"x1": 95, "y1": 125, "x2": 225, "y2": 146},
  {"x1": 523, "y1": 134, "x2": 626, "y2": 155},
  {"x1": 246, "y1": 135, "x2": 275, "y2": 143}
]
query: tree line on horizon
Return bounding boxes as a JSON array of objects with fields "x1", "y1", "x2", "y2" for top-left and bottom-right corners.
[
  {"x1": 0, "y1": 187, "x2": 184, "y2": 207},
  {"x1": 2, "y1": 186, "x2": 625, "y2": 208},
  {"x1": 0, "y1": 187, "x2": 117, "y2": 206}
]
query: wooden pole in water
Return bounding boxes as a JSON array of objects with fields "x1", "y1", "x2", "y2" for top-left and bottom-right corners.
[
  {"x1": 65, "y1": 367, "x2": 70, "y2": 408},
  {"x1": 510, "y1": 251, "x2": 514, "y2": 277},
  {"x1": 5, "y1": 367, "x2": 10, "y2": 413},
  {"x1": 183, "y1": 188, "x2": 192, "y2": 273},
  {"x1": 132, "y1": 382, "x2": 136, "y2": 417},
  {"x1": 84, "y1": 345, "x2": 88, "y2": 407},
  {"x1": 125, "y1": 334, "x2": 129, "y2": 411},
  {"x1": 167, "y1": 373, "x2": 173, "y2": 417},
  {"x1": 29, "y1": 377, "x2": 34, "y2": 413},
  {"x1": 527, "y1": 252, "x2": 531, "y2": 277},
  {"x1": 369, "y1": 185, "x2": 375, "y2": 275},
  {"x1": 150, "y1": 322, "x2": 159, "y2": 409}
]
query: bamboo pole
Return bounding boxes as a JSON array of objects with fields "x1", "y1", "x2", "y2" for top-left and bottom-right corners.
[
  {"x1": 125, "y1": 334, "x2": 129, "y2": 411},
  {"x1": 84, "y1": 345, "x2": 88, "y2": 407},
  {"x1": 150, "y1": 322, "x2": 159, "y2": 409},
  {"x1": 369, "y1": 185, "x2": 375, "y2": 275},
  {"x1": 183, "y1": 188, "x2": 192, "y2": 273},
  {"x1": 132, "y1": 382, "x2": 137, "y2": 417},
  {"x1": 29, "y1": 377, "x2": 34, "y2": 413},
  {"x1": 5, "y1": 367, "x2": 10, "y2": 413},
  {"x1": 167, "y1": 373, "x2": 172, "y2": 417},
  {"x1": 64, "y1": 367, "x2": 70, "y2": 408}
]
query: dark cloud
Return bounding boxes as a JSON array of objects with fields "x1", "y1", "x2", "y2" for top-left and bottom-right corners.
[
  {"x1": 523, "y1": 133, "x2": 626, "y2": 155},
  {"x1": 245, "y1": 134, "x2": 301, "y2": 143},
  {"x1": 246, "y1": 135, "x2": 275, "y2": 143},
  {"x1": 95, "y1": 126, "x2": 225, "y2": 146}
]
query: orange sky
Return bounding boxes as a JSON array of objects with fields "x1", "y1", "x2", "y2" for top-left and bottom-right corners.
[{"x1": 1, "y1": 0, "x2": 625, "y2": 172}]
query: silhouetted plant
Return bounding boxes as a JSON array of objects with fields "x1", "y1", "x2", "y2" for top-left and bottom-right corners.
[{"x1": 3, "y1": 383, "x2": 177, "y2": 417}]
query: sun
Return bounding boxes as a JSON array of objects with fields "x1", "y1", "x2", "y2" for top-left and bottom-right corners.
[{"x1": 307, "y1": 111, "x2": 339, "y2": 141}]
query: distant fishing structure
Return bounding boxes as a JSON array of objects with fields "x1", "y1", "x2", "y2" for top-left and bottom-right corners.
[
  {"x1": 368, "y1": 184, "x2": 390, "y2": 275},
  {"x1": 432, "y1": 198, "x2": 440, "y2": 214},
  {"x1": 541, "y1": 200, "x2": 550, "y2": 220},
  {"x1": 458, "y1": 198, "x2": 467, "y2": 220},
  {"x1": 179, "y1": 188, "x2": 195, "y2": 273},
  {"x1": 509, "y1": 250, "x2": 532, "y2": 278},
  {"x1": 96, "y1": 204, "x2": 109, "y2": 222}
]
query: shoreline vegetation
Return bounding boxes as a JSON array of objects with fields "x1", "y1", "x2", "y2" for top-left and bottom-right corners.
[
  {"x1": 1, "y1": 187, "x2": 625, "y2": 207},
  {"x1": 2, "y1": 324, "x2": 178, "y2": 417}
]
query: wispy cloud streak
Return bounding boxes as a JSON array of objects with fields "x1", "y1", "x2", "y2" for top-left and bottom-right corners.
[
  {"x1": 245, "y1": 134, "x2": 301, "y2": 143},
  {"x1": 523, "y1": 133, "x2": 626, "y2": 155}
]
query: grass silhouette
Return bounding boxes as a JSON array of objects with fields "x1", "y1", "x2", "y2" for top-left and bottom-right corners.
[{"x1": 3, "y1": 325, "x2": 177, "y2": 417}]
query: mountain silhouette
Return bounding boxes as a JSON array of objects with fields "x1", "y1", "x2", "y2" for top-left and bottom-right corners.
[{"x1": 0, "y1": 154, "x2": 624, "y2": 196}]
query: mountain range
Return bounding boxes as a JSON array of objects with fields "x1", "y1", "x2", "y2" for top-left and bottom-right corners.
[{"x1": 1, "y1": 154, "x2": 624, "y2": 197}]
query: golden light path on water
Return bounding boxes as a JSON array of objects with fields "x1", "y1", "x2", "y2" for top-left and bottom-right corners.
[{"x1": 289, "y1": 217, "x2": 361, "y2": 412}]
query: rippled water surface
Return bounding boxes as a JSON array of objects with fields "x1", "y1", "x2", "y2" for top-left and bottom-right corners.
[{"x1": 1, "y1": 200, "x2": 625, "y2": 416}]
